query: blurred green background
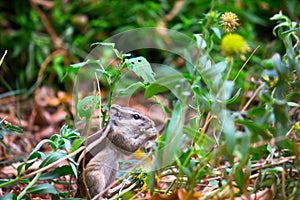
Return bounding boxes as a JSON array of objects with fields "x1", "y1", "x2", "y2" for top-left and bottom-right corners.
[{"x1": 0, "y1": 0, "x2": 299, "y2": 94}]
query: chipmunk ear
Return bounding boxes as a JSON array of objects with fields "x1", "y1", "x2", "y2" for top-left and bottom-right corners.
[{"x1": 110, "y1": 104, "x2": 121, "y2": 119}]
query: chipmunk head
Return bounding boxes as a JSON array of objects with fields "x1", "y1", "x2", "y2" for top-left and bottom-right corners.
[{"x1": 108, "y1": 104, "x2": 157, "y2": 153}]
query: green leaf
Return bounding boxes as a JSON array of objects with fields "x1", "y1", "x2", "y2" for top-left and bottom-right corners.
[
  {"x1": 184, "y1": 49, "x2": 194, "y2": 75},
  {"x1": 183, "y1": 126, "x2": 198, "y2": 139},
  {"x1": 60, "y1": 125, "x2": 80, "y2": 139},
  {"x1": 39, "y1": 166, "x2": 74, "y2": 180},
  {"x1": 63, "y1": 138, "x2": 71, "y2": 152},
  {"x1": 91, "y1": 42, "x2": 124, "y2": 59},
  {"x1": 236, "y1": 119, "x2": 271, "y2": 141},
  {"x1": 234, "y1": 167, "x2": 244, "y2": 191},
  {"x1": 70, "y1": 138, "x2": 84, "y2": 153},
  {"x1": 0, "y1": 193, "x2": 17, "y2": 200},
  {"x1": 287, "y1": 101, "x2": 299, "y2": 107},
  {"x1": 116, "y1": 82, "x2": 144, "y2": 96},
  {"x1": 270, "y1": 11, "x2": 287, "y2": 21},
  {"x1": 272, "y1": 53, "x2": 287, "y2": 76},
  {"x1": 28, "y1": 151, "x2": 46, "y2": 161},
  {"x1": 198, "y1": 60, "x2": 227, "y2": 90},
  {"x1": 191, "y1": 84, "x2": 201, "y2": 96},
  {"x1": 145, "y1": 73, "x2": 183, "y2": 98},
  {"x1": 69, "y1": 160, "x2": 79, "y2": 179},
  {"x1": 194, "y1": 34, "x2": 207, "y2": 49},
  {"x1": 40, "y1": 152, "x2": 66, "y2": 168},
  {"x1": 235, "y1": 132, "x2": 250, "y2": 166},
  {"x1": 211, "y1": 27, "x2": 221, "y2": 39},
  {"x1": 65, "y1": 61, "x2": 87, "y2": 78},
  {"x1": 182, "y1": 166, "x2": 192, "y2": 180},
  {"x1": 17, "y1": 159, "x2": 32, "y2": 175},
  {"x1": 1, "y1": 120, "x2": 23, "y2": 133},
  {"x1": 63, "y1": 59, "x2": 105, "y2": 81},
  {"x1": 222, "y1": 111, "x2": 236, "y2": 164},
  {"x1": 25, "y1": 42, "x2": 35, "y2": 82},
  {"x1": 30, "y1": 139, "x2": 57, "y2": 155},
  {"x1": 26, "y1": 183, "x2": 58, "y2": 194},
  {"x1": 25, "y1": 152, "x2": 46, "y2": 170},
  {"x1": 223, "y1": 80, "x2": 234, "y2": 101},
  {"x1": 125, "y1": 56, "x2": 155, "y2": 84},
  {"x1": 261, "y1": 167, "x2": 284, "y2": 182},
  {"x1": 273, "y1": 100, "x2": 289, "y2": 137},
  {"x1": 156, "y1": 102, "x2": 185, "y2": 168},
  {"x1": 91, "y1": 42, "x2": 115, "y2": 48},
  {"x1": 183, "y1": 126, "x2": 214, "y2": 148},
  {"x1": 50, "y1": 134, "x2": 59, "y2": 142},
  {"x1": 226, "y1": 88, "x2": 241, "y2": 104},
  {"x1": 78, "y1": 95, "x2": 100, "y2": 118}
]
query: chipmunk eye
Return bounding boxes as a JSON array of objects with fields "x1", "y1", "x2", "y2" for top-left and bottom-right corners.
[{"x1": 132, "y1": 114, "x2": 141, "y2": 120}]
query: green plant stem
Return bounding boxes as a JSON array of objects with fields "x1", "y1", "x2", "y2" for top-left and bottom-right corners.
[
  {"x1": 17, "y1": 172, "x2": 41, "y2": 200},
  {"x1": 165, "y1": 179, "x2": 176, "y2": 194},
  {"x1": 102, "y1": 61, "x2": 126, "y2": 127},
  {"x1": 106, "y1": 61, "x2": 126, "y2": 108},
  {"x1": 0, "y1": 177, "x2": 23, "y2": 188},
  {"x1": 0, "y1": 146, "x2": 84, "y2": 188},
  {"x1": 225, "y1": 57, "x2": 234, "y2": 81},
  {"x1": 185, "y1": 164, "x2": 201, "y2": 200}
]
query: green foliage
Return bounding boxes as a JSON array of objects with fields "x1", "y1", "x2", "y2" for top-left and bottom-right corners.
[
  {"x1": 156, "y1": 102, "x2": 185, "y2": 169},
  {"x1": 69, "y1": 43, "x2": 157, "y2": 128},
  {"x1": 0, "y1": 125, "x2": 83, "y2": 199},
  {"x1": 0, "y1": 118, "x2": 23, "y2": 139},
  {"x1": 0, "y1": 119, "x2": 23, "y2": 156},
  {"x1": 1, "y1": 1, "x2": 300, "y2": 198},
  {"x1": 125, "y1": 56, "x2": 156, "y2": 84},
  {"x1": 146, "y1": 10, "x2": 299, "y2": 199},
  {"x1": 1, "y1": 0, "x2": 299, "y2": 94}
]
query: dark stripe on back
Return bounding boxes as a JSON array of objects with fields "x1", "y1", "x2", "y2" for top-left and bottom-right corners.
[{"x1": 75, "y1": 137, "x2": 110, "y2": 172}]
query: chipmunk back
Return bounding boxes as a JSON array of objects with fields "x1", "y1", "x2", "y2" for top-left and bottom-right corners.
[{"x1": 75, "y1": 104, "x2": 157, "y2": 199}]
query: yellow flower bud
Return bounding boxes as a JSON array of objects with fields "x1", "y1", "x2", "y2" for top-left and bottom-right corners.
[{"x1": 220, "y1": 34, "x2": 249, "y2": 57}]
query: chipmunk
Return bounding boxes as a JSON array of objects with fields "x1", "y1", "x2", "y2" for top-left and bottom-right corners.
[{"x1": 75, "y1": 104, "x2": 157, "y2": 199}]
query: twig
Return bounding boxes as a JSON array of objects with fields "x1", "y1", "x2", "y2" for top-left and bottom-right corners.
[
  {"x1": 0, "y1": 116, "x2": 7, "y2": 124},
  {"x1": 233, "y1": 45, "x2": 260, "y2": 82},
  {"x1": 251, "y1": 155, "x2": 295, "y2": 172},
  {"x1": 30, "y1": 0, "x2": 54, "y2": 9},
  {"x1": 110, "y1": 181, "x2": 139, "y2": 200},
  {"x1": 250, "y1": 135, "x2": 286, "y2": 149},
  {"x1": 29, "y1": 0, "x2": 61, "y2": 49},
  {"x1": 161, "y1": 0, "x2": 185, "y2": 22},
  {"x1": 0, "y1": 146, "x2": 85, "y2": 188},
  {"x1": 79, "y1": 84, "x2": 103, "y2": 199},
  {"x1": 0, "y1": 50, "x2": 8, "y2": 66},
  {"x1": 95, "y1": 72, "x2": 102, "y2": 129},
  {"x1": 91, "y1": 150, "x2": 154, "y2": 200},
  {"x1": 21, "y1": 146, "x2": 85, "y2": 180},
  {"x1": 281, "y1": 167, "x2": 286, "y2": 199},
  {"x1": 36, "y1": 49, "x2": 66, "y2": 89},
  {"x1": 240, "y1": 83, "x2": 265, "y2": 114}
]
